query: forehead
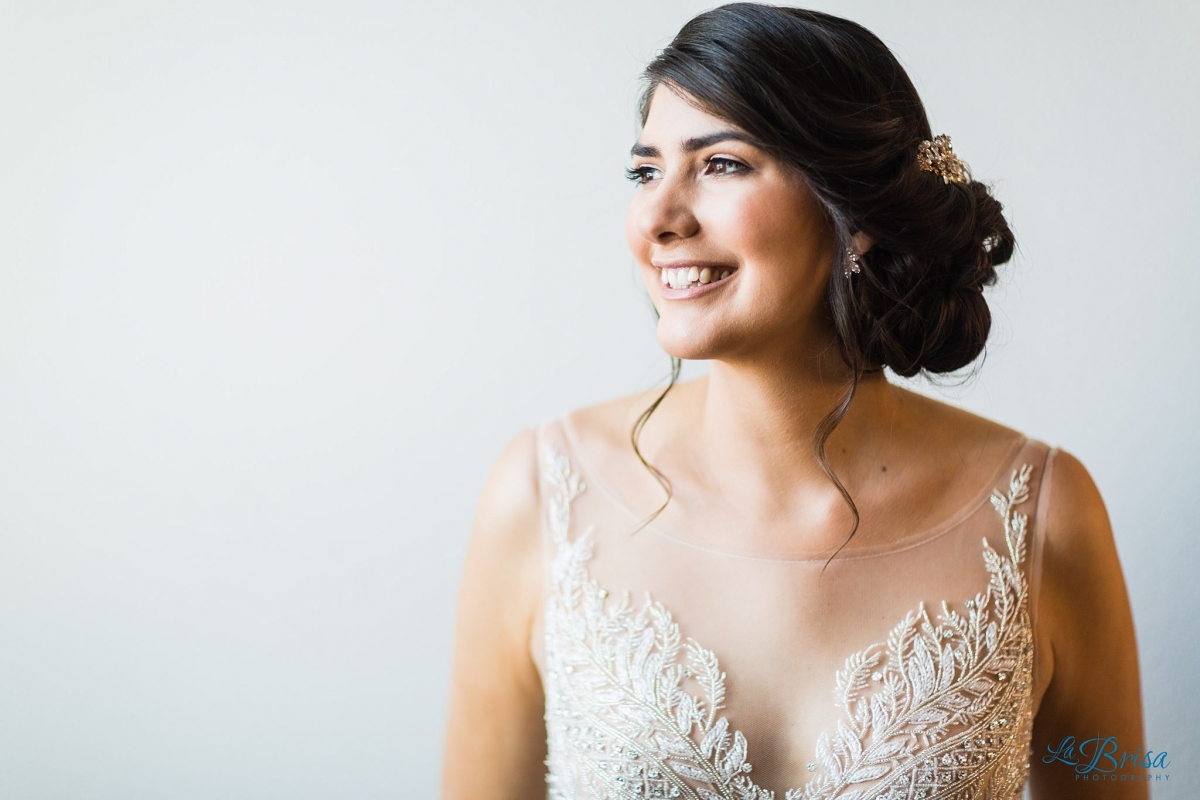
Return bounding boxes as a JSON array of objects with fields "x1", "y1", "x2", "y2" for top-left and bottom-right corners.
[{"x1": 640, "y1": 84, "x2": 745, "y2": 142}]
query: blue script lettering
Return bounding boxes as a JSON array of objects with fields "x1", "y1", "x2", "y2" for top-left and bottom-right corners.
[{"x1": 1043, "y1": 735, "x2": 1169, "y2": 774}]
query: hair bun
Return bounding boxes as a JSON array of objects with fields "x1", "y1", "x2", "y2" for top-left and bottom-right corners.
[{"x1": 855, "y1": 178, "x2": 1015, "y2": 377}]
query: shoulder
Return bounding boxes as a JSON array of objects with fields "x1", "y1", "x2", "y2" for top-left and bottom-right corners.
[
  {"x1": 893, "y1": 384, "x2": 1024, "y2": 441},
  {"x1": 562, "y1": 378, "x2": 704, "y2": 454},
  {"x1": 1038, "y1": 449, "x2": 1121, "y2": 603},
  {"x1": 1041, "y1": 449, "x2": 1110, "y2": 541},
  {"x1": 890, "y1": 384, "x2": 1029, "y2": 473},
  {"x1": 479, "y1": 426, "x2": 540, "y2": 522},
  {"x1": 458, "y1": 426, "x2": 543, "y2": 637},
  {"x1": 1035, "y1": 449, "x2": 1135, "y2": 677}
]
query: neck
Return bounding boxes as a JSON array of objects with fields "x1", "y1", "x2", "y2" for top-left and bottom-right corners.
[{"x1": 683, "y1": 346, "x2": 902, "y2": 512}]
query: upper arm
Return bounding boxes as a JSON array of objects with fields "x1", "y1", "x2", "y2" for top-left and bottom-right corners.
[
  {"x1": 1028, "y1": 450, "x2": 1147, "y2": 798},
  {"x1": 441, "y1": 427, "x2": 547, "y2": 799}
]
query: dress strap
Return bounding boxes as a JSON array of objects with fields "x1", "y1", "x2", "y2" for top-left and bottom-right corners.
[{"x1": 1028, "y1": 444, "x2": 1060, "y2": 718}]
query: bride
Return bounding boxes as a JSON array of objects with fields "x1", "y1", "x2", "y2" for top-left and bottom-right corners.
[{"x1": 442, "y1": 4, "x2": 1145, "y2": 798}]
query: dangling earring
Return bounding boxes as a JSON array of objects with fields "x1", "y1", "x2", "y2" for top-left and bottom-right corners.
[{"x1": 843, "y1": 248, "x2": 862, "y2": 278}]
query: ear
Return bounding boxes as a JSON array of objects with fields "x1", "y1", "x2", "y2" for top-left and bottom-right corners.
[{"x1": 849, "y1": 230, "x2": 876, "y2": 255}]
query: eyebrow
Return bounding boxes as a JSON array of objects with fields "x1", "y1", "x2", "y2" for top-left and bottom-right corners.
[{"x1": 630, "y1": 130, "x2": 755, "y2": 158}]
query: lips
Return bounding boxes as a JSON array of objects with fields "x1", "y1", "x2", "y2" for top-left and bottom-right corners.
[{"x1": 652, "y1": 260, "x2": 736, "y2": 272}]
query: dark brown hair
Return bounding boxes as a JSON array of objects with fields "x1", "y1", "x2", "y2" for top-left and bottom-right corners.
[{"x1": 627, "y1": 3, "x2": 1016, "y2": 561}]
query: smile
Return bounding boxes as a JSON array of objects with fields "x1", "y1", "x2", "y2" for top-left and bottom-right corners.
[
  {"x1": 657, "y1": 266, "x2": 738, "y2": 299},
  {"x1": 660, "y1": 265, "x2": 734, "y2": 289}
]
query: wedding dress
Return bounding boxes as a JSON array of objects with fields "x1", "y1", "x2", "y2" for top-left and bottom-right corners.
[{"x1": 528, "y1": 412, "x2": 1056, "y2": 800}]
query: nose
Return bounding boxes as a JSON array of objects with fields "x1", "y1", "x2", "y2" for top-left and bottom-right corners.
[{"x1": 634, "y1": 176, "x2": 700, "y2": 244}]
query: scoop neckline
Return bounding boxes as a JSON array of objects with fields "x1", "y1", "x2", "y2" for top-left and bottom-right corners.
[{"x1": 558, "y1": 412, "x2": 1031, "y2": 563}]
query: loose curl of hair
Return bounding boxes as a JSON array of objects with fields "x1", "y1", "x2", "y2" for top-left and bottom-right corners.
[{"x1": 627, "y1": 3, "x2": 1016, "y2": 564}]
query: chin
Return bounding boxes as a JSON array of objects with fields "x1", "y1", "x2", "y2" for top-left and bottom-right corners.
[{"x1": 656, "y1": 325, "x2": 722, "y2": 362}]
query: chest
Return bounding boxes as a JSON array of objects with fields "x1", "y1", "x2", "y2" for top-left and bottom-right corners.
[{"x1": 534, "y1": 442, "x2": 1038, "y2": 799}]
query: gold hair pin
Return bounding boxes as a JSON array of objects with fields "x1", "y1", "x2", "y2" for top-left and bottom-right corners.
[{"x1": 917, "y1": 134, "x2": 970, "y2": 184}]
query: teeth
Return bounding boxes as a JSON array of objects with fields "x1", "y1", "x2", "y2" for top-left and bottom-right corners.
[{"x1": 663, "y1": 267, "x2": 733, "y2": 288}]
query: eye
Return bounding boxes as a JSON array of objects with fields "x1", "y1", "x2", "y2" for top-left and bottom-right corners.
[
  {"x1": 705, "y1": 157, "x2": 749, "y2": 176},
  {"x1": 625, "y1": 164, "x2": 662, "y2": 185}
]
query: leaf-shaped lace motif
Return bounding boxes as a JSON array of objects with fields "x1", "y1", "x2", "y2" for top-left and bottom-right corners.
[{"x1": 542, "y1": 444, "x2": 1036, "y2": 800}]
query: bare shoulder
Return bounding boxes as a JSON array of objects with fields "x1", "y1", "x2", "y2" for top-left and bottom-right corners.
[
  {"x1": 890, "y1": 384, "x2": 1028, "y2": 465},
  {"x1": 1038, "y1": 449, "x2": 1123, "y2": 617},
  {"x1": 566, "y1": 374, "x2": 705, "y2": 434},
  {"x1": 453, "y1": 425, "x2": 544, "y2": 657},
  {"x1": 470, "y1": 426, "x2": 542, "y2": 577},
  {"x1": 1042, "y1": 449, "x2": 1111, "y2": 544},
  {"x1": 1035, "y1": 447, "x2": 1132, "y2": 698},
  {"x1": 481, "y1": 426, "x2": 541, "y2": 519},
  {"x1": 563, "y1": 377, "x2": 704, "y2": 454}
]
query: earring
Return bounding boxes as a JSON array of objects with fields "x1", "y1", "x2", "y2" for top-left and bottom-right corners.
[{"x1": 843, "y1": 248, "x2": 862, "y2": 278}]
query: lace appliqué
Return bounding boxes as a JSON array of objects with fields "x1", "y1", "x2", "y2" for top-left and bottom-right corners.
[{"x1": 541, "y1": 443, "x2": 1036, "y2": 800}]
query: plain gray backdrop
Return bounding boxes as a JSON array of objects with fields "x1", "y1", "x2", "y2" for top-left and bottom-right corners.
[{"x1": 1, "y1": 0, "x2": 1195, "y2": 797}]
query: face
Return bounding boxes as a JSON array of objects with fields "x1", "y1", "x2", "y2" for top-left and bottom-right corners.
[{"x1": 625, "y1": 84, "x2": 840, "y2": 363}]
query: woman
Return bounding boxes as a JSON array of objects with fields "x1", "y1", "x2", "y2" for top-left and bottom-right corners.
[{"x1": 442, "y1": 4, "x2": 1145, "y2": 798}]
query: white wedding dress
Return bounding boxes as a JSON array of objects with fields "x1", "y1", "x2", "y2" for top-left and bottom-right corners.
[{"x1": 528, "y1": 412, "x2": 1056, "y2": 800}]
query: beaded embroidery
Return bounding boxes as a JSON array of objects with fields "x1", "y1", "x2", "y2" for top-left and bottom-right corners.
[{"x1": 541, "y1": 443, "x2": 1035, "y2": 800}]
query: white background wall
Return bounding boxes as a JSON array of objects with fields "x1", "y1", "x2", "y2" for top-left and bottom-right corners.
[{"x1": 1, "y1": 1, "x2": 1194, "y2": 797}]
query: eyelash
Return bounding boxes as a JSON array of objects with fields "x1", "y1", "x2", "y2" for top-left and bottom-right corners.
[
  {"x1": 624, "y1": 157, "x2": 749, "y2": 185},
  {"x1": 625, "y1": 165, "x2": 656, "y2": 184}
]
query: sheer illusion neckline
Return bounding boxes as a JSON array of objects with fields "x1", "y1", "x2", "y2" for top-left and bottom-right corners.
[{"x1": 558, "y1": 413, "x2": 1030, "y2": 563}]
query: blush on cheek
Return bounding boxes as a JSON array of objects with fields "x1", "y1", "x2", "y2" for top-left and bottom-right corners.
[{"x1": 735, "y1": 187, "x2": 829, "y2": 269}]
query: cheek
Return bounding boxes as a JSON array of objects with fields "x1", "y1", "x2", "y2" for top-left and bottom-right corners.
[
  {"x1": 723, "y1": 188, "x2": 829, "y2": 273},
  {"x1": 625, "y1": 200, "x2": 649, "y2": 262}
]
